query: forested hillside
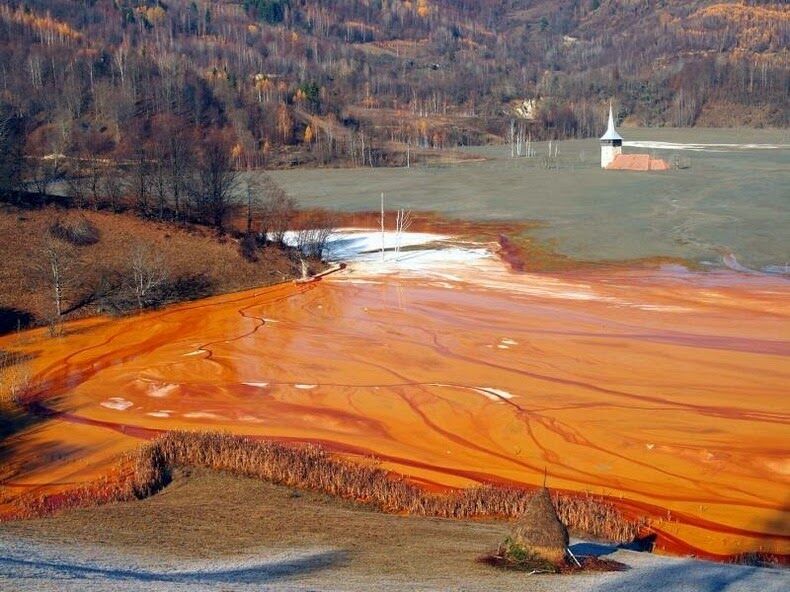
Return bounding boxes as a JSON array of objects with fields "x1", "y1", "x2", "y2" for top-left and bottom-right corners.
[{"x1": 0, "y1": 0, "x2": 787, "y2": 173}]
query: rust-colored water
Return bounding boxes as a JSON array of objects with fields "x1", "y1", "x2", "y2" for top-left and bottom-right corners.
[{"x1": 1, "y1": 261, "x2": 788, "y2": 559}]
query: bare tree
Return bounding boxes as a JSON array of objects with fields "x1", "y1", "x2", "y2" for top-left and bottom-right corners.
[
  {"x1": 394, "y1": 208, "x2": 413, "y2": 260},
  {"x1": 36, "y1": 238, "x2": 75, "y2": 334},
  {"x1": 294, "y1": 210, "x2": 335, "y2": 260},
  {"x1": 129, "y1": 244, "x2": 168, "y2": 310},
  {"x1": 243, "y1": 175, "x2": 262, "y2": 235},
  {"x1": 0, "y1": 107, "x2": 24, "y2": 201},
  {"x1": 65, "y1": 173, "x2": 90, "y2": 209},
  {"x1": 260, "y1": 173, "x2": 296, "y2": 246},
  {"x1": 101, "y1": 167, "x2": 126, "y2": 213},
  {"x1": 380, "y1": 192, "x2": 385, "y2": 261},
  {"x1": 194, "y1": 132, "x2": 239, "y2": 232},
  {"x1": 27, "y1": 155, "x2": 64, "y2": 197},
  {"x1": 129, "y1": 143, "x2": 151, "y2": 216}
]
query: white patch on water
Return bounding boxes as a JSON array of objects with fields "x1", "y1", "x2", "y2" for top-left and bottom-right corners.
[
  {"x1": 100, "y1": 397, "x2": 133, "y2": 411},
  {"x1": 242, "y1": 382, "x2": 269, "y2": 388},
  {"x1": 631, "y1": 303, "x2": 691, "y2": 312},
  {"x1": 722, "y1": 252, "x2": 762, "y2": 275},
  {"x1": 239, "y1": 415, "x2": 264, "y2": 423},
  {"x1": 295, "y1": 384, "x2": 317, "y2": 390},
  {"x1": 501, "y1": 338, "x2": 518, "y2": 346},
  {"x1": 146, "y1": 411, "x2": 171, "y2": 418},
  {"x1": 473, "y1": 387, "x2": 515, "y2": 401},
  {"x1": 183, "y1": 411, "x2": 225, "y2": 420},
  {"x1": 497, "y1": 344, "x2": 510, "y2": 349},
  {"x1": 182, "y1": 350, "x2": 204, "y2": 357},
  {"x1": 148, "y1": 383, "x2": 178, "y2": 398},
  {"x1": 624, "y1": 140, "x2": 789, "y2": 152}
]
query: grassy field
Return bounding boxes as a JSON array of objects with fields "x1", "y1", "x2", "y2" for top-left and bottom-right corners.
[
  {"x1": 267, "y1": 128, "x2": 790, "y2": 271},
  {"x1": 0, "y1": 469, "x2": 514, "y2": 584}
]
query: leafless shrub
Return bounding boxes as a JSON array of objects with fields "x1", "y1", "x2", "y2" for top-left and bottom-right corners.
[
  {"x1": 128, "y1": 243, "x2": 168, "y2": 310},
  {"x1": 49, "y1": 216, "x2": 100, "y2": 246},
  {"x1": 35, "y1": 237, "x2": 75, "y2": 320},
  {"x1": 0, "y1": 349, "x2": 30, "y2": 406},
  {"x1": 259, "y1": 174, "x2": 296, "y2": 246},
  {"x1": 294, "y1": 211, "x2": 335, "y2": 260},
  {"x1": 239, "y1": 233, "x2": 259, "y2": 262}
]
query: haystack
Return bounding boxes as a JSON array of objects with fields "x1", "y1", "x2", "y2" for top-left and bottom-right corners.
[{"x1": 511, "y1": 487, "x2": 569, "y2": 564}]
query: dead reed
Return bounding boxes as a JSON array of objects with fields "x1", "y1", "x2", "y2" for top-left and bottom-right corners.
[{"x1": 7, "y1": 431, "x2": 643, "y2": 543}]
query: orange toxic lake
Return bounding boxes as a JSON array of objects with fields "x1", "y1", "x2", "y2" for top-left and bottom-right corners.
[{"x1": 1, "y1": 249, "x2": 788, "y2": 560}]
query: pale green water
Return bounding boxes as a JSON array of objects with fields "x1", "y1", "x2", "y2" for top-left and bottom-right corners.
[{"x1": 268, "y1": 128, "x2": 790, "y2": 271}]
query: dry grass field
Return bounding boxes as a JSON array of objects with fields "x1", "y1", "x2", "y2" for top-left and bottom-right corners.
[
  {"x1": 2, "y1": 469, "x2": 786, "y2": 591},
  {"x1": 0, "y1": 205, "x2": 302, "y2": 334}
]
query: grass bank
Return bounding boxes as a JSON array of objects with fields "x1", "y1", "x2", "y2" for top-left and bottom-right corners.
[{"x1": 4, "y1": 431, "x2": 643, "y2": 544}]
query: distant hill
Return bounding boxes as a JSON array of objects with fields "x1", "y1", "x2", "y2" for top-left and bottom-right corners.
[{"x1": 0, "y1": 0, "x2": 786, "y2": 167}]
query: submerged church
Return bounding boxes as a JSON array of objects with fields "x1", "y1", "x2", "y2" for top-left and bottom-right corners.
[{"x1": 600, "y1": 104, "x2": 669, "y2": 171}]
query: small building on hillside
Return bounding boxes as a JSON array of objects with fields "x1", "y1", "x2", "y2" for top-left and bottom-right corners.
[{"x1": 601, "y1": 104, "x2": 670, "y2": 171}]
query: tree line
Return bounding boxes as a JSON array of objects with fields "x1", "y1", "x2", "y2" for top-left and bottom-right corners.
[{"x1": 0, "y1": 0, "x2": 784, "y2": 180}]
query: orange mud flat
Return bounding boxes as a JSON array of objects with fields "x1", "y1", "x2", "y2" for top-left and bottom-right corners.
[{"x1": 1, "y1": 264, "x2": 788, "y2": 560}]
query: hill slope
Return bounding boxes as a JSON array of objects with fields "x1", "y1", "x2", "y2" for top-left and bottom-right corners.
[{"x1": 0, "y1": 0, "x2": 787, "y2": 169}]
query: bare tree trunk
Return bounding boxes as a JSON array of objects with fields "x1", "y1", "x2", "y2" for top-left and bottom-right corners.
[
  {"x1": 246, "y1": 181, "x2": 253, "y2": 235},
  {"x1": 380, "y1": 192, "x2": 385, "y2": 262}
]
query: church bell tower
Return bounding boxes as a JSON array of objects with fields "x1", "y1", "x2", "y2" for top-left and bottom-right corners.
[{"x1": 600, "y1": 103, "x2": 623, "y2": 168}]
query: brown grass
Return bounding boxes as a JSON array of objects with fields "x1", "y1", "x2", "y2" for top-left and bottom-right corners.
[
  {"x1": 0, "y1": 205, "x2": 303, "y2": 332},
  {"x1": 5, "y1": 431, "x2": 644, "y2": 543}
]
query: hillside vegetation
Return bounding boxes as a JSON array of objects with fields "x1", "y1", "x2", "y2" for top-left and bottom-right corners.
[
  {"x1": 0, "y1": 0, "x2": 786, "y2": 173},
  {"x1": 0, "y1": 205, "x2": 305, "y2": 334}
]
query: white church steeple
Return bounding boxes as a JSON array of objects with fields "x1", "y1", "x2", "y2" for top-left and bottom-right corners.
[{"x1": 600, "y1": 102, "x2": 623, "y2": 168}]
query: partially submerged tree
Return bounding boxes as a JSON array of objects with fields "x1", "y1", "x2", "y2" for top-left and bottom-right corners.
[
  {"x1": 394, "y1": 208, "x2": 413, "y2": 260},
  {"x1": 294, "y1": 210, "x2": 335, "y2": 261},
  {"x1": 259, "y1": 173, "x2": 296, "y2": 246}
]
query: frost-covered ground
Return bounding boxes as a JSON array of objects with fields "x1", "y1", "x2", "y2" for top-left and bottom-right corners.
[
  {"x1": 284, "y1": 227, "x2": 495, "y2": 280},
  {"x1": 1, "y1": 535, "x2": 786, "y2": 592}
]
